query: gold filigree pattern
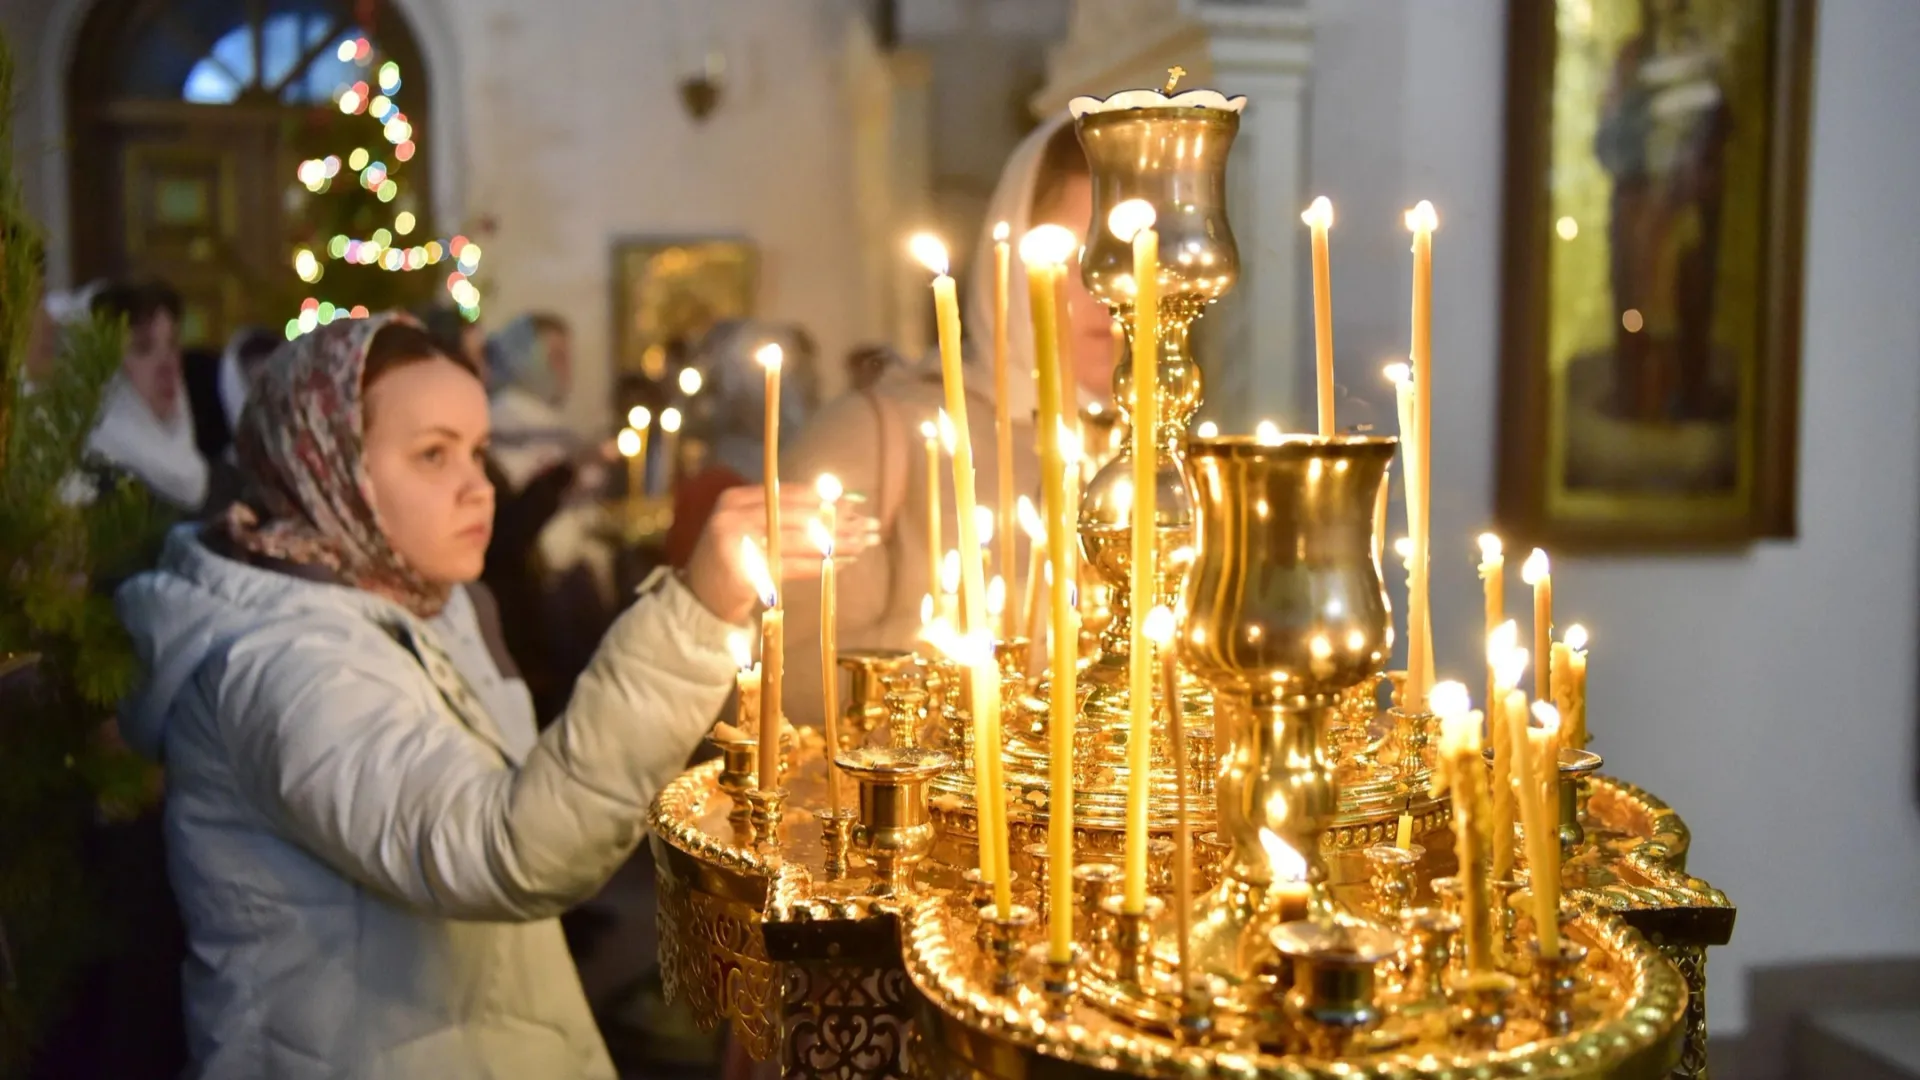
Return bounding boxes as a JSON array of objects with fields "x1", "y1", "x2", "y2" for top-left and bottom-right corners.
[
  {"x1": 655, "y1": 865, "x2": 781, "y2": 1061},
  {"x1": 783, "y1": 962, "x2": 915, "y2": 1079}
]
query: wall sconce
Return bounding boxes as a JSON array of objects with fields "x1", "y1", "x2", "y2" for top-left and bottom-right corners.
[{"x1": 679, "y1": 48, "x2": 725, "y2": 122}]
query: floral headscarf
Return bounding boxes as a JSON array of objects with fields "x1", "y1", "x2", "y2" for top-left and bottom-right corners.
[{"x1": 223, "y1": 312, "x2": 452, "y2": 618}]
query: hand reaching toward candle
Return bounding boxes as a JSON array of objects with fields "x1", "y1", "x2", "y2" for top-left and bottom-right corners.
[{"x1": 686, "y1": 486, "x2": 877, "y2": 623}]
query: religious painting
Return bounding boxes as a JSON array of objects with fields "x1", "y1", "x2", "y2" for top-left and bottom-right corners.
[
  {"x1": 612, "y1": 238, "x2": 758, "y2": 380},
  {"x1": 1496, "y1": 0, "x2": 1812, "y2": 548}
]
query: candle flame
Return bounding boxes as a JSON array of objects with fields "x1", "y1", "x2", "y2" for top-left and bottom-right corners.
[
  {"x1": 1143, "y1": 604, "x2": 1176, "y2": 646},
  {"x1": 940, "y1": 550, "x2": 961, "y2": 595},
  {"x1": 925, "y1": 622, "x2": 993, "y2": 667},
  {"x1": 628, "y1": 405, "x2": 653, "y2": 430},
  {"x1": 909, "y1": 233, "x2": 950, "y2": 276},
  {"x1": 755, "y1": 342, "x2": 783, "y2": 371},
  {"x1": 974, "y1": 505, "x2": 994, "y2": 546},
  {"x1": 815, "y1": 473, "x2": 843, "y2": 503},
  {"x1": 1440, "y1": 708, "x2": 1482, "y2": 755},
  {"x1": 1088, "y1": 401, "x2": 1105, "y2": 416},
  {"x1": 616, "y1": 428, "x2": 642, "y2": 458},
  {"x1": 1404, "y1": 200, "x2": 1439, "y2": 233},
  {"x1": 937, "y1": 409, "x2": 957, "y2": 453},
  {"x1": 1565, "y1": 623, "x2": 1589, "y2": 651},
  {"x1": 1429, "y1": 679, "x2": 1472, "y2": 719},
  {"x1": 1478, "y1": 532, "x2": 1504, "y2": 562},
  {"x1": 986, "y1": 575, "x2": 1006, "y2": 616},
  {"x1": 660, "y1": 406, "x2": 682, "y2": 434},
  {"x1": 1057, "y1": 419, "x2": 1081, "y2": 463},
  {"x1": 728, "y1": 630, "x2": 754, "y2": 671},
  {"x1": 1018, "y1": 224, "x2": 1078, "y2": 267},
  {"x1": 677, "y1": 367, "x2": 703, "y2": 396},
  {"x1": 1300, "y1": 195, "x2": 1334, "y2": 229},
  {"x1": 1258, "y1": 829, "x2": 1308, "y2": 882},
  {"x1": 1489, "y1": 618, "x2": 1519, "y2": 660},
  {"x1": 920, "y1": 419, "x2": 937, "y2": 442},
  {"x1": 807, "y1": 516, "x2": 834, "y2": 558},
  {"x1": 1531, "y1": 701, "x2": 1561, "y2": 733},
  {"x1": 1521, "y1": 547, "x2": 1550, "y2": 584},
  {"x1": 1107, "y1": 198, "x2": 1157, "y2": 242},
  {"x1": 1383, "y1": 361, "x2": 1411, "y2": 385},
  {"x1": 1255, "y1": 419, "x2": 1283, "y2": 445},
  {"x1": 920, "y1": 592, "x2": 934, "y2": 626},
  {"x1": 1168, "y1": 544, "x2": 1196, "y2": 567},
  {"x1": 1108, "y1": 476, "x2": 1132, "y2": 517},
  {"x1": 992, "y1": 220, "x2": 1010, "y2": 243},
  {"x1": 1017, "y1": 495, "x2": 1043, "y2": 540},
  {"x1": 1195, "y1": 420, "x2": 1219, "y2": 438},
  {"x1": 1494, "y1": 645, "x2": 1530, "y2": 692},
  {"x1": 739, "y1": 537, "x2": 777, "y2": 608},
  {"x1": 1393, "y1": 536, "x2": 1414, "y2": 561}
]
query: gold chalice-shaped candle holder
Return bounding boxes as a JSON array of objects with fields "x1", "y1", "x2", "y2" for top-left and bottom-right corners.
[{"x1": 1179, "y1": 435, "x2": 1395, "y2": 987}]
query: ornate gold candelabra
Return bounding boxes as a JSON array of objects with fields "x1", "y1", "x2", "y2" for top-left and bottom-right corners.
[{"x1": 644, "y1": 77, "x2": 1735, "y2": 1080}]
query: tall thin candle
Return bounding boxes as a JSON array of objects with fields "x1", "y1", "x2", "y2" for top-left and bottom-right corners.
[
  {"x1": 1564, "y1": 625, "x2": 1590, "y2": 750},
  {"x1": 992, "y1": 222, "x2": 1016, "y2": 639},
  {"x1": 1523, "y1": 548, "x2": 1553, "y2": 702},
  {"x1": 1302, "y1": 196, "x2": 1336, "y2": 435},
  {"x1": 1488, "y1": 624, "x2": 1524, "y2": 885},
  {"x1": 1404, "y1": 202, "x2": 1438, "y2": 712},
  {"x1": 1023, "y1": 222, "x2": 1080, "y2": 962},
  {"x1": 756, "y1": 344, "x2": 783, "y2": 604},
  {"x1": 1017, "y1": 495, "x2": 1044, "y2": 644},
  {"x1": 812, "y1": 474, "x2": 844, "y2": 814},
  {"x1": 1144, "y1": 606, "x2": 1189, "y2": 990},
  {"x1": 740, "y1": 538, "x2": 783, "y2": 791},
  {"x1": 1385, "y1": 363, "x2": 1432, "y2": 699},
  {"x1": 1478, "y1": 534, "x2": 1505, "y2": 719},
  {"x1": 1433, "y1": 681, "x2": 1491, "y2": 973},
  {"x1": 1111, "y1": 198, "x2": 1160, "y2": 914}
]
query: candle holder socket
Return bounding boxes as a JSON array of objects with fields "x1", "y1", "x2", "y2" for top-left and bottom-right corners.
[
  {"x1": 1100, "y1": 892, "x2": 1166, "y2": 996},
  {"x1": 707, "y1": 731, "x2": 758, "y2": 828},
  {"x1": 1364, "y1": 843, "x2": 1424, "y2": 921},
  {"x1": 1073, "y1": 862, "x2": 1123, "y2": 958},
  {"x1": 1031, "y1": 943, "x2": 1078, "y2": 1020},
  {"x1": 836, "y1": 746, "x2": 952, "y2": 898},
  {"x1": 985, "y1": 903, "x2": 1037, "y2": 995},
  {"x1": 838, "y1": 647, "x2": 915, "y2": 750},
  {"x1": 1270, "y1": 921, "x2": 1403, "y2": 1058},
  {"x1": 1446, "y1": 970, "x2": 1519, "y2": 1051},
  {"x1": 1531, "y1": 940, "x2": 1589, "y2": 1035},
  {"x1": 880, "y1": 672, "x2": 930, "y2": 750},
  {"x1": 814, "y1": 806, "x2": 856, "y2": 880},
  {"x1": 743, "y1": 786, "x2": 787, "y2": 852},
  {"x1": 1557, "y1": 748, "x2": 1605, "y2": 856},
  {"x1": 1398, "y1": 906, "x2": 1459, "y2": 1006},
  {"x1": 1022, "y1": 842, "x2": 1053, "y2": 918}
]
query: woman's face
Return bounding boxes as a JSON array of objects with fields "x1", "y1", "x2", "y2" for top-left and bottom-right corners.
[
  {"x1": 361, "y1": 357, "x2": 496, "y2": 585},
  {"x1": 125, "y1": 310, "x2": 183, "y2": 422},
  {"x1": 1037, "y1": 173, "x2": 1119, "y2": 398}
]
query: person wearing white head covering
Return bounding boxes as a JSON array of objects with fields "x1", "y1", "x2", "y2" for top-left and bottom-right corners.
[
  {"x1": 85, "y1": 281, "x2": 212, "y2": 513},
  {"x1": 778, "y1": 113, "x2": 1116, "y2": 725}
]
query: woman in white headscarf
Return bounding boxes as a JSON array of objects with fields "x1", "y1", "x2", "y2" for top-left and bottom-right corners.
[
  {"x1": 778, "y1": 113, "x2": 1116, "y2": 725},
  {"x1": 85, "y1": 281, "x2": 213, "y2": 513}
]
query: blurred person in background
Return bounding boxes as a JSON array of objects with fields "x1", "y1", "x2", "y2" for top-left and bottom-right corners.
[{"x1": 777, "y1": 116, "x2": 1113, "y2": 725}]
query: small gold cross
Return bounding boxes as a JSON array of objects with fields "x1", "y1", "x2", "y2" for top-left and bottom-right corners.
[{"x1": 1163, "y1": 66, "x2": 1186, "y2": 94}]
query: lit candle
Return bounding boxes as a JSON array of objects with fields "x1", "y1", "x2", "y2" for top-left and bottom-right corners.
[
  {"x1": 812, "y1": 473, "x2": 845, "y2": 815},
  {"x1": 740, "y1": 537, "x2": 783, "y2": 791},
  {"x1": 1254, "y1": 418, "x2": 1284, "y2": 445},
  {"x1": 730, "y1": 630, "x2": 760, "y2": 738},
  {"x1": 992, "y1": 221, "x2": 1017, "y2": 639},
  {"x1": 1488, "y1": 624, "x2": 1523, "y2": 884},
  {"x1": 928, "y1": 625, "x2": 1009, "y2": 915},
  {"x1": 915, "y1": 233, "x2": 1005, "y2": 905},
  {"x1": 756, "y1": 344, "x2": 784, "y2": 604},
  {"x1": 1017, "y1": 495, "x2": 1044, "y2": 644},
  {"x1": 1302, "y1": 196, "x2": 1336, "y2": 435},
  {"x1": 1022, "y1": 222, "x2": 1080, "y2": 962},
  {"x1": 1395, "y1": 810, "x2": 1413, "y2": 850},
  {"x1": 1478, "y1": 533, "x2": 1505, "y2": 716},
  {"x1": 921, "y1": 419, "x2": 943, "y2": 609},
  {"x1": 1384, "y1": 362, "x2": 1432, "y2": 701},
  {"x1": 940, "y1": 550, "x2": 961, "y2": 624},
  {"x1": 1564, "y1": 625, "x2": 1590, "y2": 750},
  {"x1": 1511, "y1": 699, "x2": 1563, "y2": 958},
  {"x1": 1432, "y1": 680, "x2": 1492, "y2": 973},
  {"x1": 1405, "y1": 201, "x2": 1438, "y2": 714},
  {"x1": 1110, "y1": 198, "x2": 1160, "y2": 914},
  {"x1": 974, "y1": 504, "x2": 995, "y2": 577},
  {"x1": 1144, "y1": 605, "x2": 1189, "y2": 990},
  {"x1": 617, "y1": 427, "x2": 643, "y2": 508},
  {"x1": 1522, "y1": 548, "x2": 1553, "y2": 702},
  {"x1": 677, "y1": 366, "x2": 703, "y2": 397},
  {"x1": 659, "y1": 406, "x2": 683, "y2": 494}
]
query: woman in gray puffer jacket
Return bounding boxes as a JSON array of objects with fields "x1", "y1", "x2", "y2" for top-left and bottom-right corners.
[{"x1": 114, "y1": 314, "x2": 863, "y2": 1079}]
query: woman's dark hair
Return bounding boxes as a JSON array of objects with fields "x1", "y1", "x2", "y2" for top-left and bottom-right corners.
[
  {"x1": 92, "y1": 279, "x2": 183, "y2": 327},
  {"x1": 362, "y1": 322, "x2": 477, "y2": 393},
  {"x1": 413, "y1": 305, "x2": 476, "y2": 361},
  {"x1": 233, "y1": 327, "x2": 281, "y2": 372}
]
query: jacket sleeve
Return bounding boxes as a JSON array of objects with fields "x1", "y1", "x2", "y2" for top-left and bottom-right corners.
[{"x1": 221, "y1": 575, "x2": 738, "y2": 921}]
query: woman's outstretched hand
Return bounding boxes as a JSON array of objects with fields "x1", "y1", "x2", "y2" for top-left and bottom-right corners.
[{"x1": 685, "y1": 485, "x2": 879, "y2": 624}]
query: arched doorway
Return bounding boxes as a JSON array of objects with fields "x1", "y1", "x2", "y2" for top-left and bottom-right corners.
[{"x1": 66, "y1": 0, "x2": 435, "y2": 347}]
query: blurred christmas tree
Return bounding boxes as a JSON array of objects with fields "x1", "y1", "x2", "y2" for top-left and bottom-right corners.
[
  {"x1": 0, "y1": 29, "x2": 169, "y2": 1071},
  {"x1": 280, "y1": 29, "x2": 483, "y2": 339}
]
